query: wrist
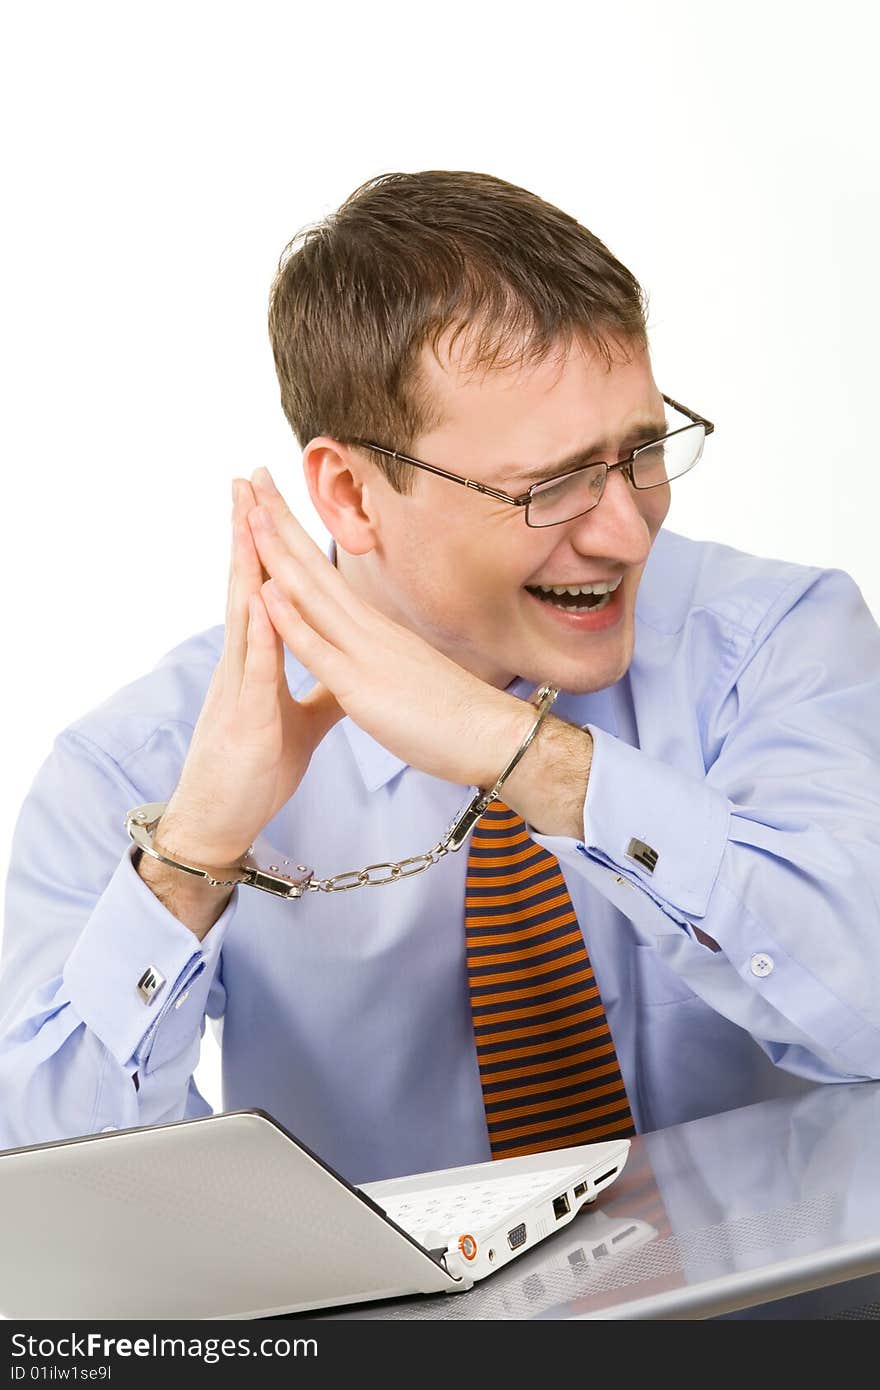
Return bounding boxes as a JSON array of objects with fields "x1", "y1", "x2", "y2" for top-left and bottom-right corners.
[
  {"x1": 475, "y1": 694, "x2": 542, "y2": 791},
  {"x1": 135, "y1": 847, "x2": 234, "y2": 941},
  {"x1": 154, "y1": 807, "x2": 250, "y2": 874},
  {"x1": 501, "y1": 715, "x2": 593, "y2": 838}
]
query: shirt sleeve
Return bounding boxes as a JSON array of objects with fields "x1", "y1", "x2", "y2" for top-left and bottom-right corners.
[
  {"x1": 0, "y1": 728, "x2": 238, "y2": 1150},
  {"x1": 528, "y1": 568, "x2": 880, "y2": 1085}
]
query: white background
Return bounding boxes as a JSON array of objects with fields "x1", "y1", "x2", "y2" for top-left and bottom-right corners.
[{"x1": 1, "y1": 1, "x2": 877, "y2": 1110}]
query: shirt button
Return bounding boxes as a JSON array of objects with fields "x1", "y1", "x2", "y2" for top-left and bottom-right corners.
[
  {"x1": 174, "y1": 989, "x2": 190, "y2": 1010},
  {"x1": 750, "y1": 952, "x2": 775, "y2": 978}
]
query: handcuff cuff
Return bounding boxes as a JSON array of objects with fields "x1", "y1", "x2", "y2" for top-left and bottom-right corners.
[{"x1": 124, "y1": 683, "x2": 559, "y2": 901}]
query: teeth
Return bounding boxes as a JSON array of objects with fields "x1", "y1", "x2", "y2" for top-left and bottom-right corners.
[{"x1": 532, "y1": 577, "x2": 622, "y2": 596}]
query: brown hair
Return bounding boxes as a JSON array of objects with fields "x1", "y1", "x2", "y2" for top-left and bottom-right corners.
[{"x1": 267, "y1": 170, "x2": 650, "y2": 494}]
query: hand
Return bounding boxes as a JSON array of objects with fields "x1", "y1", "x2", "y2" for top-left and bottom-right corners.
[
  {"x1": 156, "y1": 477, "x2": 344, "y2": 868},
  {"x1": 246, "y1": 468, "x2": 533, "y2": 790}
]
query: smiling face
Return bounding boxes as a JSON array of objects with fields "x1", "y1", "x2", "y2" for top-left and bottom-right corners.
[{"x1": 333, "y1": 330, "x2": 670, "y2": 694}]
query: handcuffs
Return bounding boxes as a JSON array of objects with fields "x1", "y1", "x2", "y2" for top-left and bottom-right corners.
[{"x1": 125, "y1": 682, "x2": 559, "y2": 901}]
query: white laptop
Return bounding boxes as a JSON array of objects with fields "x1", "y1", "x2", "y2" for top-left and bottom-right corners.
[
  {"x1": 329, "y1": 1206, "x2": 658, "y2": 1321},
  {"x1": 0, "y1": 1109, "x2": 629, "y2": 1320}
]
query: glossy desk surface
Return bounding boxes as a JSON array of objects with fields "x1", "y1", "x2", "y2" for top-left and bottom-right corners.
[{"x1": 312, "y1": 1081, "x2": 880, "y2": 1320}]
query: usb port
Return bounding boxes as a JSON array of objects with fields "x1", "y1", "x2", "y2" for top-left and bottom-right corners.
[
  {"x1": 507, "y1": 1222, "x2": 527, "y2": 1250},
  {"x1": 553, "y1": 1193, "x2": 571, "y2": 1220},
  {"x1": 573, "y1": 1182, "x2": 587, "y2": 1199}
]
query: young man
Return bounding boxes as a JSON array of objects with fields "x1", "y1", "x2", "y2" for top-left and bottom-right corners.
[{"x1": 1, "y1": 171, "x2": 878, "y2": 1185}]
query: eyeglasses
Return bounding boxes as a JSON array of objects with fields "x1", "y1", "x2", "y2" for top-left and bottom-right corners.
[{"x1": 351, "y1": 393, "x2": 714, "y2": 528}]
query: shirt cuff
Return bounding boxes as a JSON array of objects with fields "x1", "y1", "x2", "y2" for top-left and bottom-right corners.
[
  {"x1": 531, "y1": 724, "x2": 731, "y2": 924},
  {"x1": 63, "y1": 844, "x2": 237, "y2": 1067}
]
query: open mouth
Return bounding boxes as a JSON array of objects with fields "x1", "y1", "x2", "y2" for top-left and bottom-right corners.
[{"x1": 523, "y1": 579, "x2": 621, "y2": 614}]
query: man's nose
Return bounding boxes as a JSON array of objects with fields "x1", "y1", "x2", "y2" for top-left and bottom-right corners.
[{"x1": 566, "y1": 466, "x2": 654, "y2": 564}]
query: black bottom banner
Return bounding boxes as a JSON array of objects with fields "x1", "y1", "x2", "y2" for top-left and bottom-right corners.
[{"x1": 0, "y1": 1316, "x2": 691, "y2": 1383}]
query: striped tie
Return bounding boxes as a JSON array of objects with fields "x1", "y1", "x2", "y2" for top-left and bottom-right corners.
[{"x1": 465, "y1": 799, "x2": 636, "y2": 1159}]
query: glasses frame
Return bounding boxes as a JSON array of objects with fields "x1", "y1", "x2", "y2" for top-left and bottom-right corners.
[{"x1": 350, "y1": 393, "x2": 714, "y2": 527}]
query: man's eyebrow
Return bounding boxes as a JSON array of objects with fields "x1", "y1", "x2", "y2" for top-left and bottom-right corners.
[{"x1": 506, "y1": 418, "x2": 669, "y2": 486}]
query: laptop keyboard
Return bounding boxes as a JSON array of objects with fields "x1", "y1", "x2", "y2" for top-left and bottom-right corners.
[{"x1": 380, "y1": 1165, "x2": 582, "y2": 1241}]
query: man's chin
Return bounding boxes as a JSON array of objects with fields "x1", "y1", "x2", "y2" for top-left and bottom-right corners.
[
  {"x1": 433, "y1": 615, "x2": 634, "y2": 694},
  {"x1": 518, "y1": 636, "x2": 635, "y2": 696}
]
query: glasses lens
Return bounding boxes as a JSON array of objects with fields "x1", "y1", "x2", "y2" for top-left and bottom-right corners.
[
  {"x1": 631, "y1": 424, "x2": 705, "y2": 490},
  {"x1": 525, "y1": 422, "x2": 706, "y2": 526},
  {"x1": 527, "y1": 464, "x2": 607, "y2": 528}
]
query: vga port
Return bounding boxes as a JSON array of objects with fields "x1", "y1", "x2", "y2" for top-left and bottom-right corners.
[{"x1": 507, "y1": 1222, "x2": 527, "y2": 1250}]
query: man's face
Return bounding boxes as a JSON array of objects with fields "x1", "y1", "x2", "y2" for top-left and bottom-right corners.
[{"x1": 349, "y1": 331, "x2": 670, "y2": 694}]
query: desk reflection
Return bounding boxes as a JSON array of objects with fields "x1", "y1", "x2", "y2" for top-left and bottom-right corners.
[{"x1": 322, "y1": 1080, "x2": 880, "y2": 1319}]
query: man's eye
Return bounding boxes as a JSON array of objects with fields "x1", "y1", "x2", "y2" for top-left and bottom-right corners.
[
  {"x1": 541, "y1": 472, "x2": 590, "y2": 499},
  {"x1": 543, "y1": 475, "x2": 570, "y2": 496}
]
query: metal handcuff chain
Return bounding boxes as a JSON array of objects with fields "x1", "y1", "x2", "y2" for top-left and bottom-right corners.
[
  {"x1": 312, "y1": 842, "x2": 451, "y2": 893},
  {"x1": 126, "y1": 684, "x2": 559, "y2": 901}
]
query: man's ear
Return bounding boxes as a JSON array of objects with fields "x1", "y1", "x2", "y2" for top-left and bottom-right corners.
[{"x1": 302, "y1": 437, "x2": 380, "y2": 556}]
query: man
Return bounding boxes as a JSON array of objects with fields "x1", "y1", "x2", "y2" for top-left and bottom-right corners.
[{"x1": 1, "y1": 170, "x2": 879, "y2": 1185}]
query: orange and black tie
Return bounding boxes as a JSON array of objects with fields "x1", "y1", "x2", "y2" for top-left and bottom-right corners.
[{"x1": 465, "y1": 799, "x2": 636, "y2": 1159}]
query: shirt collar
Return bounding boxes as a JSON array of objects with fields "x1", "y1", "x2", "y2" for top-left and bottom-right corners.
[{"x1": 310, "y1": 537, "x2": 620, "y2": 794}]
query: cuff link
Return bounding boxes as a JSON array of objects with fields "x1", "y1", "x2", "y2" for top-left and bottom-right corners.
[
  {"x1": 626, "y1": 838, "x2": 659, "y2": 874},
  {"x1": 137, "y1": 965, "x2": 167, "y2": 1005}
]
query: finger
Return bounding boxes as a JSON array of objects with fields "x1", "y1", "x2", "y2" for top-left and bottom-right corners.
[
  {"x1": 261, "y1": 578, "x2": 348, "y2": 695},
  {"x1": 249, "y1": 469, "x2": 379, "y2": 650},
  {"x1": 240, "y1": 590, "x2": 285, "y2": 729},
  {"x1": 249, "y1": 505, "x2": 365, "y2": 656},
  {"x1": 224, "y1": 478, "x2": 268, "y2": 680},
  {"x1": 223, "y1": 482, "x2": 247, "y2": 672},
  {"x1": 250, "y1": 468, "x2": 362, "y2": 608}
]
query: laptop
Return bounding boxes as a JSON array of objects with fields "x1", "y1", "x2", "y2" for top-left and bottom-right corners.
[
  {"x1": 0, "y1": 1109, "x2": 629, "y2": 1320},
  {"x1": 329, "y1": 1207, "x2": 658, "y2": 1321}
]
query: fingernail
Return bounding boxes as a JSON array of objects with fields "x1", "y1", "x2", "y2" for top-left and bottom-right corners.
[{"x1": 252, "y1": 466, "x2": 277, "y2": 492}]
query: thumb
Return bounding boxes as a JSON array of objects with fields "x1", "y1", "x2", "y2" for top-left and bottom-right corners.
[{"x1": 295, "y1": 680, "x2": 346, "y2": 739}]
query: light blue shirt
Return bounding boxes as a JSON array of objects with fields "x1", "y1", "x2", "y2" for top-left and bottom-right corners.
[{"x1": 1, "y1": 528, "x2": 879, "y2": 1184}]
